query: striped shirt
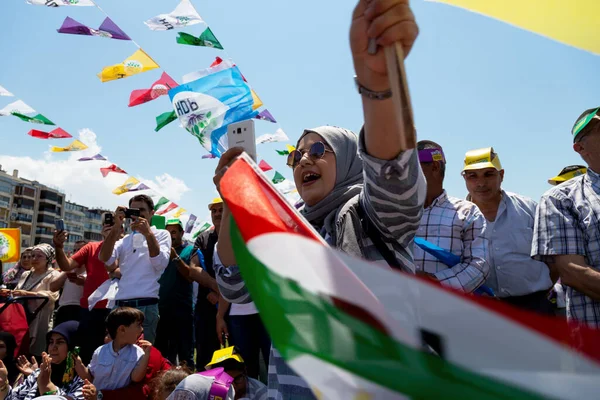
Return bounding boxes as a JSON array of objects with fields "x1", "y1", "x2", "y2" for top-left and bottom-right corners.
[
  {"x1": 532, "y1": 168, "x2": 600, "y2": 327},
  {"x1": 413, "y1": 191, "x2": 490, "y2": 293},
  {"x1": 268, "y1": 139, "x2": 426, "y2": 399}
]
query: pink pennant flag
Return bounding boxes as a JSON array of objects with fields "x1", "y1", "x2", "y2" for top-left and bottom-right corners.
[
  {"x1": 258, "y1": 160, "x2": 273, "y2": 172},
  {"x1": 100, "y1": 164, "x2": 127, "y2": 177},
  {"x1": 27, "y1": 128, "x2": 72, "y2": 139}
]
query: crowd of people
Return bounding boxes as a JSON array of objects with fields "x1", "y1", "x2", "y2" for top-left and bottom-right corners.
[{"x1": 0, "y1": 0, "x2": 598, "y2": 398}]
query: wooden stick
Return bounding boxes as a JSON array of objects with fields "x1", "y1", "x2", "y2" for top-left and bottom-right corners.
[{"x1": 384, "y1": 42, "x2": 416, "y2": 150}]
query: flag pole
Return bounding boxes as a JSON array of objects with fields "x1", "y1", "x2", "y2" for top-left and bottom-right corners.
[{"x1": 384, "y1": 42, "x2": 416, "y2": 151}]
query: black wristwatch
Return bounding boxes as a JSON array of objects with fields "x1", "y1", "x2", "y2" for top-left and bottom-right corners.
[{"x1": 354, "y1": 76, "x2": 392, "y2": 100}]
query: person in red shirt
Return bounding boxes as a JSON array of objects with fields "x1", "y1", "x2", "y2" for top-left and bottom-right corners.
[{"x1": 53, "y1": 212, "x2": 122, "y2": 364}]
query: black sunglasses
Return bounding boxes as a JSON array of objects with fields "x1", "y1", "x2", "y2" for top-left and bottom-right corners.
[{"x1": 287, "y1": 141, "x2": 333, "y2": 168}]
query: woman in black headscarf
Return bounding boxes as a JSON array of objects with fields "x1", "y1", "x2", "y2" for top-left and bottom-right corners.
[
  {"x1": 0, "y1": 333, "x2": 18, "y2": 387},
  {"x1": 0, "y1": 321, "x2": 85, "y2": 400}
]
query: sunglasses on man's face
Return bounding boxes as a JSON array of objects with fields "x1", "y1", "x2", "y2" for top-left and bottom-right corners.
[{"x1": 287, "y1": 141, "x2": 333, "y2": 169}]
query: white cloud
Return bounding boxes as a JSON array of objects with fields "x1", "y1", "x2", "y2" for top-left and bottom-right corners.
[{"x1": 0, "y1": 129, "x2": 191, "y2": 211}]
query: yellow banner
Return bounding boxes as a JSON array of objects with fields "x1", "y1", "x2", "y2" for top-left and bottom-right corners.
[
  {"x1": 50, "y1": 139, "x2": 88, "y2": 152},
  {"x1": 112, "y1": 177, "x2": 140, "y2": 195},
  {"x1": 0, "y1": 228, "x2": 21, "y2": 263},
  {"x1": 98, "y1": 49, "x2": 160, "y2": 83},
  {"x1": 429, "y1": 0, "x2": 600, "y2": 55},
  {"x1": 173, "y1": 208, "x2": 186, "y2": 218}
]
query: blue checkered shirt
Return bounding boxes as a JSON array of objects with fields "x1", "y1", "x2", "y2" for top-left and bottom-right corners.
[{"x1": 532, "y1": 168, "x2": 600, "y2": 327}]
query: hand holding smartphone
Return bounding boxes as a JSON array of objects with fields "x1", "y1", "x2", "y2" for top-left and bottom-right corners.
[
  {"x1": 227, "y1": 120, "x2": 257, "y2": 161},
  {"x1": 54, "y1": 218, "x2": 65, "y2": 232}
]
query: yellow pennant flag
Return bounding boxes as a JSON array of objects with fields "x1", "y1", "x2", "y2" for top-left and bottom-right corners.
[
  {"x1": 286, "y1": 144, "x2": 296, "y2": 153},
  {"x1": 98, "y1": 49, "x2": 160, "y2": 83},
  {"x1": 251, "y1": 90, "x2": 263, "y2": 111},
  {"x1": 173, "y1": 207, "x2": 186, "y2": 218},
  {"x1": 429, "y1": 0, "x2": 600, "y2": 55},
  {"x1": 0, "y1": 228, "x2": 21, "y2": 263},
  {"x1": 50, "y1": 139, "x2": 88, "y2": 152},
  {"x1": 112, "y1": 177, "x2": 140, "y2": 195}
]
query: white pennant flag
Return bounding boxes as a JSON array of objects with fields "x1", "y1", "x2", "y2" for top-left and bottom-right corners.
[
  {"x1": 0, "y1": 100, "x2": 35, "y2": 116},
  {"x1": 144, "y1": 0, "x2": 204, "y2": 31},
  {"x1": 27, "y1": 0, "x2": 95, "y2": 6},
  {"x1": 256, "y1": 128, "x2": 289, "y2": 145},
  {"x1": 0, "y1": 85, "x2": 14, "y2": 97}
]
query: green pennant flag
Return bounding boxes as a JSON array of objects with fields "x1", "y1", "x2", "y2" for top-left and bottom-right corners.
[
  {"x1": 176, "y1": 28, "x2": 224, "y2": 50},
  {"x1": 12, "y1": 112, "x2": 55, "y2": 125},
  {"x1": 192, "y1": 222, "x2": 212, "y2": 239},
  {"x1": 155, "y1": 111, "x2": 177, "y2": 132},
  {"x1": 272, "y1": 171, "x2": 286, "y2": 184},
  {"x1": 154, "y1": 196, "x2": 170, "y2": 211},
  {"x1": 275, "y1": 149, "x2": 290, "y2": 156}
]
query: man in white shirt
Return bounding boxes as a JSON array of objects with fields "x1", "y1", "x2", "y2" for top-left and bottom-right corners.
[{"x1": 99, "y1": 194, "x2": 171, "y2": 343}]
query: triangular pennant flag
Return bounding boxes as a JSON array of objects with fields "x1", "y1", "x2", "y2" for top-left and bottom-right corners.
[
  {"x1": 50, "y1": 139, "x2": 88, "y2": 152},
  {"x1": 176, "y1": 28, "x2": 223, "y2": 49},
  {"x1": 128, "y1": 182, "x2": 150, "y2": 193},
  {"x1": 78, "y1": 153, "x2": 107, "y2": 161},
  {"x1": 192, "y1": 222, "x2": 212, "y2": 238},
  {"x1": 255, "y1": 109, "x2": 277, "y2": 123},
  {"x1": 429, "y1": 0, "x2": 600, "y2": 55},
  {"x1": 173, "y1": 207, "x2": 186, "y2": 218},
  {"x1": 184, "y1": 214, "x2": 197, "y2": 233},
  {"x1": 258, "y1": 160, "x2": 272, "y2": 172},
  {"x1": 154, "y1": 197, "x2": 170, "y2": 211},
  {"x1": 156, "y1": 202, "x2": 178, "y2": 216},
  {"x1": 0, "y1": 85, "x2": 13, "y2": 97},
  {"x1": 155, "y1": 111, "x2": 177, "y2": 132},
  {"x1": 0, "y1": 100, "x2": 35, "y2": 116},
  {"x1": 276, "y1": 144, "x2": 296, "y2": 156},
  {"x1": 221, "y1": 155, "x2": 600, "y2": 400},
  {"x1": 27, "y1": 0, "x2": 95, "y2": 6},
  {"x1": 202, "y1": 154, "x2": 217, "y2": 159},
  {"x1": 144, "y1": 0, "x2": 204, "y2": 31},
  {"x1": 256, "y1": 128, "x2": 289, "y2": 144},
  {"x1": 272, "y1": 171, "x2": 286, "y2": 184},
  {"x1": 57, "y1": 16, "x2": 131, "y2": 40},
  {"x1": 100, "y1": 164, "x2": 127, "y2": 178},
  {"x1": 112, "y1": 177, "x2": 140, "y2": 195},
  {"x1": 98, "y1": 49, "x2": 159, "y2": 82},
  {"x1": 12, "y1": 112, "x2": 55, "y2": 125},
  {"x1": 129, "y1": 72, "x2": 178, "y2": 107},
  {"x1": 27, "y1": 128, "x2": 72, "y2": 139}
]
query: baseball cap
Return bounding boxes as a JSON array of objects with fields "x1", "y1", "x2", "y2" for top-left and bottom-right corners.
[
  {"x1": 462, "y1": 147, "x2": 502, "y2": 172},
  {"x1": 208, "y1": 197, "x2": 223, "y2": 210},
  {"x1": 205, "y1": 346, "x2": 245, "y2": 370},
  {"x1": 166, "y1": 218, "x2": 184, "y2": 229},
  {"x1": 167, "y1": 368, "x2": 235, "y2": 400},
  {"x1": 548, "y1": 165, "x2": 587, "y2": 186},
  {"x1": 572, "y1": 107, "x2": 600, "y2": 142}
]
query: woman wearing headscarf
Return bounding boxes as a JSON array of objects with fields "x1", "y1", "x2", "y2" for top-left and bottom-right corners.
[
  {"x1": 213, "y1": 1, "x2": 425, "y2": 398},
  {"x1": 0, "y1": 333, "x2": 18, "y2": 387},
  {"x1": 13, "y1": 244, "x2": 61, "y2": 357},
  {"x1": 0, "y1": 321, "x2": 85, "y2": 399},
  {"x1": 2, "y1": 249, "x2": 34, "y2": 290}
]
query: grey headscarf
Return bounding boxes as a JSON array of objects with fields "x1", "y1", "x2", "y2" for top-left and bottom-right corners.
[
  {"x1": 33, "y1": 243, "x2": 55, "y2": 267},
  {"x1": 299, "y1": 126, "x2": 363, "y2": 234}
]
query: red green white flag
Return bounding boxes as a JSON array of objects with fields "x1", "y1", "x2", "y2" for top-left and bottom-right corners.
[{"x1": 220, "y1": 154, "x2": 600, "y2": 400}]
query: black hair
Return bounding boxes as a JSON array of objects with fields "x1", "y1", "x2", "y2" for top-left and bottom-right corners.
[
  {"x1": 129, "y1": 194, "x2": 154, "y2": 212},
  {"x1": 106, "y1": 307, "x2": 144, "y2": 339}
]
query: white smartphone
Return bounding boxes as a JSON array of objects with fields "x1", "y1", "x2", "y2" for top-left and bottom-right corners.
[{"x1": 227, "y1": 120, "x2": 257, "y2": 161}]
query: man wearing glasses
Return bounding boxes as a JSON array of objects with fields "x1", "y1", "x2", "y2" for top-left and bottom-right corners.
[
  {"x1": 532, "y1": 107, "x2": 600, "y2": 327},
  {"x1": 463, "y1": 147, "x2": 553, "y2": 314}
]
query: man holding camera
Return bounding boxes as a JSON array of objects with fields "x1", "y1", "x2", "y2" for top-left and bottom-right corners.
[{"x1": 98, "y1": 194, "x2": 172, "y2": 344}]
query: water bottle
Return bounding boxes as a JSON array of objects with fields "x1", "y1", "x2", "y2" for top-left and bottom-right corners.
[{"x1": 132, "y1": 230, "x2": 145, "y2": 251}]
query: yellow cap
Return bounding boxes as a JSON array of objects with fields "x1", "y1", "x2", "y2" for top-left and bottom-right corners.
[
  {"x1": 548, "y1": 165, "x2": 587, "y2": 186},
  {"x1": 462, "y1": 147, "x2": 503, "y2": 172},
  {"x1": 205, "y1": 346, "x2": 245, "y2": 370},
  {"x1": 208, "y1": 197, "x2": 223, "y2": 209}
]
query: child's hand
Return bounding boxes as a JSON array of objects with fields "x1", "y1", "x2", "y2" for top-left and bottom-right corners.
[
  {"x1": 74, "y1": 355, "x2": 88, "y2": 379},
  {"x1": 82, "y1": 379, "x2": 98, "y2": 400},
  {"x1": 137, "y1": 340, "x2": 152, "y2": 355}
]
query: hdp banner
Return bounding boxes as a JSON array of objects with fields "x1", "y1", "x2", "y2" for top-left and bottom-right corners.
[{"x1": 0, "y1": 229, "x2": 21, "y2": 263}]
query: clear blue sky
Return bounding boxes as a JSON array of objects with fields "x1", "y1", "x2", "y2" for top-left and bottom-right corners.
[{"x1": 1, "y1": 0, "x2": 599, "y2": 217}]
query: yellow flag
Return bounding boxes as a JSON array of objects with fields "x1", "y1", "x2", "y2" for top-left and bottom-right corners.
[
  {"x1": 286, "y1": 144, "x2": 296, "y2": 153},
  {"x1": 251, "y1": 89, "x2": 263, "y2": 110},
  {"x1": 0, "y1": 228, "x2": 20, "y2": 263},
  {"x1": 50, "y1": 139, "x2": 88, "y2": 152},
  {"x1": 98, "y1": 49, "x2": 160, "y2": 82},
  {"x1": 429, "y1": 0, "x2": 600, "y2": 55},
  {"x1": 112, "y1": 177, "x2": 140, "y2": 195},
  {"x1": 173, "y1": 207, "x2": 186, "y2": 218}
]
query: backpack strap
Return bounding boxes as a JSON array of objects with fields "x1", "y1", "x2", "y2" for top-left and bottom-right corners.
[{"x1": 356, "y1": 203, "x2": 403, "y2": 271}]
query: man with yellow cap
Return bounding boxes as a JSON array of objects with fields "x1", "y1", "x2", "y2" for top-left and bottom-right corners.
[
  {"x1": 190, "y1": 197, "x2": 224, "y2": 370},
  {"x1": 532, "y1": 107, "x2": 600, "y2": 327},
  {"x1": 462, "y1": 147, "x2": 553, "y2": 314},
  {"x1": 547, "y1": 165, "x2": 587, "y2": 186}
]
